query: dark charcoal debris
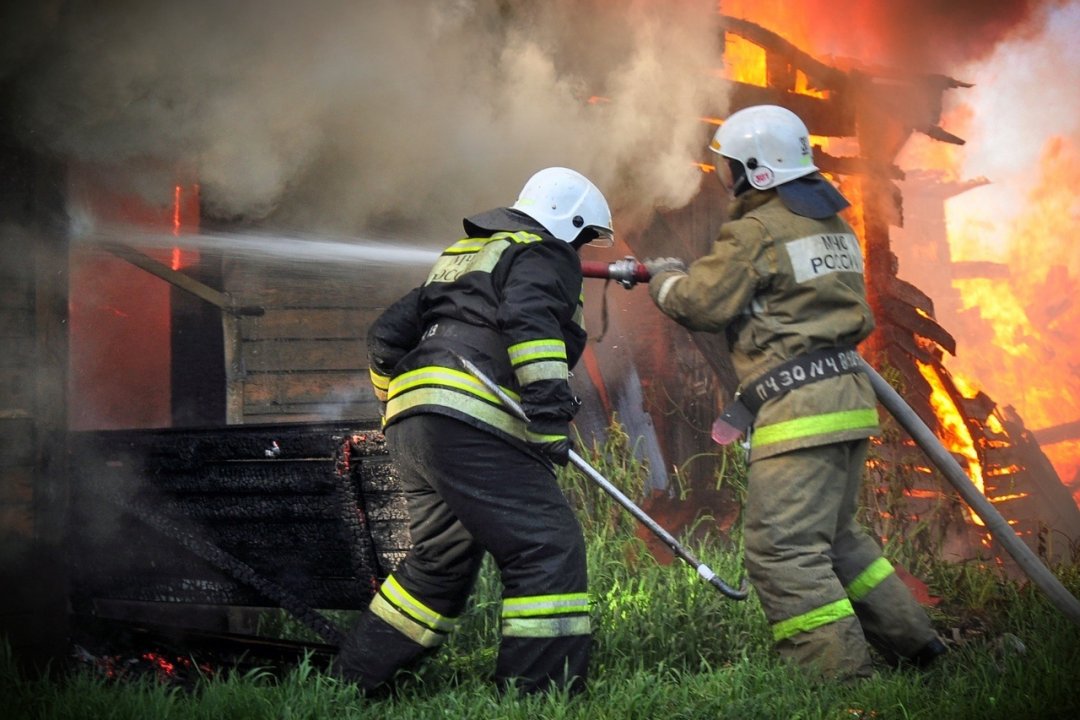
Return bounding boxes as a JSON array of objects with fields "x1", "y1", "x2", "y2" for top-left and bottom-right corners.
[{"x1": 67, "y1": 422, "x2": 409, "y2": 643}]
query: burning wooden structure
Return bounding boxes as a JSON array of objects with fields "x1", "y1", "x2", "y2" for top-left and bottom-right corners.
[
  {"x1": 595, "y1": 15, "x2": 1080, "y2": 566},
  {"x1": 1, "y1": 11, "x2": 1078, "y2": 671}
]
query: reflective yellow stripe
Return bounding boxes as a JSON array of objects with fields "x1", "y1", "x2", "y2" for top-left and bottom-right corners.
[
  {"x1": 502, "y1": 616, "x2": 592, "y2": 638},
  {"x1": 385, "y1": 366, "x2": 526, "y2": 437},
  {"x1": 771, "y1": 598, "x2": 855, "y2": 641},
  {"x1": 501, "y1": 593, "x2": 591, "y2": 638},
  {"x1": 508, "y1": 339, "x2": 567, "y2": 366},
  {"x1": 382, "y1": 575, "x2": 456, "y2": 632},
  {"x1": 369, "y1": 369, "x2": 390, "y2": 402},
  {"x1": 751, "y1": 409, "x2": 878, "y2": 448},
  {"x1": 502, "y1": 593, "x2": 590, "y2": 618},
  {"x1": 369, "y1": 576, "x2": 457, "y2": 648},
  {"x1": 572, "y1": 306, "x2": 585, "y2": 330},
  {"x1": 441, "y1": 237, "x2": 490, "y2": 255},
  {"x1": 515, "y1": 360, "x2": 568, "y2": 385},
  {"x1": 388, "y1": 367, "x2": 520, "y2": 405},
  {"x1": 846, "y1": 557, "x2": 895, "y2": 601},
  {"x1": 387, "y1": 387, "x2": 526, "y2": 439},
  {"x1": 497, "y1": 231, "x2": 542, "y2": 245},
  {"x1": 525, "y1": 429, "x2": 567, "y2": 444}
]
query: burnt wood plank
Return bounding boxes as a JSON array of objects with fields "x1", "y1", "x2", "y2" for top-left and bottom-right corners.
[
  {"x1": 0, "y1": 466, "x2": 32, "y2": 506},
  {"x1": 0, "y1": 418, "x2": 34, "y2": 466},
  {"x1": 243, "y1": 371, "x2": 375, "y2": 406},
  {"x1": 242, "y1": 339, "x2": 365, "y2": 372},
  {"x1": 240, "y1": 308, "x2": 380, "y2": 341},
  {"x1": 0, "y1": 310, "x2": 33, "y2": 338},
  {"x1": 0, "y1": 337, "x2": 35, "y2": 368},
  {"x1": 0, "y1": 367, "x2": 34, "y2": 412}
]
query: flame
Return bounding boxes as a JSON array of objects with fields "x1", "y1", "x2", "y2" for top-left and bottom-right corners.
[
  {"x1": 943, "y1": 138, "x2": 1080, "y2": 497},
  {"x1": 719, "y1": 2, "x2": 1079, "y2": 507},
  {"x1": 721, "y1": 1, "x2": 829, "y2": 63},
  {"x1": 917, "y1": 360, "x2": 986, "y2": 525},
  {"x1": 794, "y1": 68, "x2": 828, "y2": 99},
  {"x1": 904, "y1": 488, "x2": 947, "y2": 499},
  {"x1": 713, "y1": 2, "x2": 1079, "y2": 509},
  {"x1": 170, "y1": 183, "x2": 201, "y2": 270},
  {"x1": 719, "y1": 28, "x2": 829, "y2": 99},
  {"x1": 721, "y1": 33, "x2": 767, "y2": 86}
]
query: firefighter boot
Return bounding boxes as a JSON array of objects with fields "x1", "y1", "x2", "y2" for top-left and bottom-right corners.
[
  {"x1": 909, "y1": 636, "x2": 948, "y2": 668},
  {"x1": 332, "y1": 611, "x2": 430, "y2": 693},
  {"x1": 774, "y1": 615, "x2": 874, "y2": 682}
]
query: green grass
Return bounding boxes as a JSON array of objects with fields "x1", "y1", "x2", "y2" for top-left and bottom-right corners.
[{"x1": 4, "y1": 431, "x2": 1080, "y2": 719}]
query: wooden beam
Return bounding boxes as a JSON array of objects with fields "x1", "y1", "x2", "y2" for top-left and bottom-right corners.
[{"x1": 103, "y1": 244, "x2": 263, "y2": 317}]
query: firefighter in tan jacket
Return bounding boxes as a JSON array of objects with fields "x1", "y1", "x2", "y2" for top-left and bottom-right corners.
[{"x1": 646, "y1": 105, "x2": 946, "y2": 679}]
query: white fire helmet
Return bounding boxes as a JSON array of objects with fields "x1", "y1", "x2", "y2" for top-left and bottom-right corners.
[
  {"x1": 511, "y1": 167, "x2": 614, "y2": 247},
  {"x1": 709, "y1": 105, "x2": 817, "y2": 191}
]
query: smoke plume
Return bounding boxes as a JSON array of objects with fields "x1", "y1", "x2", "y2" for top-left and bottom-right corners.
[{"x1": 4, "y1": 0, "x2": 724, "y2": 237}]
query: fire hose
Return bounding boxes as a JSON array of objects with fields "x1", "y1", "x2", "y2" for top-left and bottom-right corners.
[
  {"x1": 580, "y1": 254, "x2": 1080, "y2": 624},
  {"x1": 451, "y1": 351, "x2": 749, "y2": 600},
  {"x1": 581, "y1": 257, "x2": 651, "y2": 288}
]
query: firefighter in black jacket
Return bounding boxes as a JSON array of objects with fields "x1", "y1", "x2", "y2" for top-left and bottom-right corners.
[{"x1": 334, "y1": 167, "x2": 614, "y2": 695}]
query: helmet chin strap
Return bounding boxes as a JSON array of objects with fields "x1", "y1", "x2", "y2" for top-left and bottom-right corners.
[{"x1": 729, "y1": 159, "x2": 752, "y2": 196}]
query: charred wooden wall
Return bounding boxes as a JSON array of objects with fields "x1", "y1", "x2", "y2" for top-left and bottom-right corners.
[
  {"x1": 66, "y1": 422, "x2": 407, "y2": 644},
  {"x1": 221, "y1": 256, "x2": 420, "y2": 425}
]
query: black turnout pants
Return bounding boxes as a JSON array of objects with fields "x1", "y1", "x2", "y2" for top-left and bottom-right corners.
[{"x1": 336, "y1": 414, "x2": 590, "y2": 694}]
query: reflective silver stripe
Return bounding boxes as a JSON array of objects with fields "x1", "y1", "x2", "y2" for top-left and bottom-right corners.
[
  {"x1": 507, "y1": 339, "x2": 567, "y2": 366},
  {"x1": 504, "y1": 339, "x2": 571, "y2": 392},
  {"x1": 386, "y1": 367, "x2": 527, "y2": 438},
  {"x1": 387, "y1": 388, "x2": 526, "y2": 439},
  {"x1": 502, "y1": 615, "x2": 591, "y2": 638},
  {"x1": 572, "y1": 302, "x2": 585, "y2": 331},
  {"x1": 502, "y1": 594, "x2": 592, "y2": 638},
  {"x1": 515, "y1": 359, "x2": 568, "y2": 385},
  {"x1": 388, "y1": 366, "x2": 521, "y2": 404},
  {"x1": 502, "y1": 593, "x2": 590, "y2": 617}
]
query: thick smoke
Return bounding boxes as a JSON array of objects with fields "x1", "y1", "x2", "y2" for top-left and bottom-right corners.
[{"x1": 6, "y1": 0, "x2": 723, "y2": 237}]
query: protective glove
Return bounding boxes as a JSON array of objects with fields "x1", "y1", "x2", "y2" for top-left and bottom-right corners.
[
  {"x1": 643, "y1": 256, "x2": 687, "y2": 276},
  {"x1": 526, "y1": 419, "x2": 573, "y2": 466}
]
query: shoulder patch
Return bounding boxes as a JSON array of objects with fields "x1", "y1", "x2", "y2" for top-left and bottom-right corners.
[
  {"x1": 425, "y1": 235, "x2": 512, "y2": 285},
  {"x1": 785, "y1": 233, "x2": 863, "y2": 283}
]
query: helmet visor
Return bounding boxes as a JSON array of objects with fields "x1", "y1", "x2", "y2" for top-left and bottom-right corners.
[{"x1": 588, "y1": 227, "x2": 614, "y2": 248}]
